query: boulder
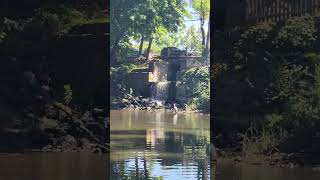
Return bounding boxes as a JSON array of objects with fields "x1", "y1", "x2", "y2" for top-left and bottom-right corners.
[{"x1": 58, "y1": 135, "x2": 77, "y2": 151}]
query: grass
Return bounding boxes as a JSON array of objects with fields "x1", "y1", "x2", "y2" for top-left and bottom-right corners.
[
  {"x1": 80, "y1": 17, "x2": 109, "y2": 25},
  {"x1": 241, "y1": 124, "x2": 280, "y2": 159}
]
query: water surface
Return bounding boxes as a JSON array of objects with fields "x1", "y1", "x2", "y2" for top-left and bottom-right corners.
[
  {"x1": 110, "y1": 110, "x2": 211, "y2": 180},
  {"x1": 0, "y1": 153, "x2": 108, "y2": 180},
  {"x1": 215, "y1": 159, "x2": 320, "y2": 180}
]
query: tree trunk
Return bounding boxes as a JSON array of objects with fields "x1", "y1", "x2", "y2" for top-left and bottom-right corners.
[
  {"x1": 110, "y1": 37, "x2": 120, "y2": 66},
  {"x1": 200, "y1": 18, "x2": 206, "y2": 56},
  {"x1": 138, "y1": 33, "x2": 145, "y2": 56},
  {"x1": 146, "y1": 37, "x2": 153, "y2": 61},
  {"x1": 204, "y1": 16, "x2": 210, "y2": 63},
  {"x1": 110, "y1": 29, "x2": 127, "y2": 66}
]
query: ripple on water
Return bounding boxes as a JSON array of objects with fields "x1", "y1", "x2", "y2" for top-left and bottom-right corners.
[{"x1": 110, "y1": 110, "x2": 211, "y2": 179}]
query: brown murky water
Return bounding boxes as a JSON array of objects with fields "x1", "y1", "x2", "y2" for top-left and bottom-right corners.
[
  {"x1": 110, "y1": 110, "x2": 320, "y2": 180},
  {"x1": 110, "y1": 110, "x2": 211, "y2": 180},
  {"x1": 1, "y1": 110, "x2": 320, "y2": 180},
  {"x1": 0, "y1": 153, "x2": 108, "y2": 180},
  {"x1": 214, "y1": 159, "x2": 320, "y2": 180}
]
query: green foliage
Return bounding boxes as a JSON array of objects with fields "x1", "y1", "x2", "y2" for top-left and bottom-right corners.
[
  {"x1": 232, "y1": 16, "x2": 319, "y2": 113},
  {"x1": 0, "y1": 31, "x2": 5, "y2": 42},
  {"x1": 110, "y1": 62, "x2": 140, "y2": 99},
  {"x1": 28, "y1": 6, "x2": 88, "y2": 38},
  {"x1": 211, "y1": 63, "x2": 227, "y2": 79},
  {"x1": 110, "y1": 0, "x2": 189, "y2": 64},
  {"x1": 304, "y1": 52, "x2": 320, "y2": 65},
  {"x1": 266, "y1": 64, "x2": 310, "y2": 103},
  {"x1": 238, "y1": 22, "x2": 275, "y2": 45},
  {"x1": 0, "y1": 3, "x2": 106, "y2": 43},
  {"x1": 191, "y1": 0, "x2": 210, "y2": 20},
  {"x1": 176, "y1": 25, "x2": 203, "y2": 53},
  {"x1": 241, "y1": 124, "x2": 279, "y2": 157},
  {"x1": 150, "y1": 25, "x2": 202, "y2": 54},
  {"x1": 0, "y1": 17, "x2": 25, "y2": 44},
  {"x1": 182, "y1": 66, "x2": 210, "y2": 95},
  {"x1": 63, "y1": 84, "x2": 72, "y2": 104},
  {"x1": 275, "y1": 15, "x2": 317, "y2": 49},
  {"x1": 287, "y1": 65, "x2": 320, "y2": 126},
  {"x1": 119, "y1": 62, "x2": 139, "y2": 73},
  {"x1": 181, "y1": 66, "x2": 210, "y2": 111},
  {"x1": 215, "y1": 15, "x2": 320, "y2": 154},
  {"x1": 191, "y1": 0, "x2": 210, "y2": 56}
]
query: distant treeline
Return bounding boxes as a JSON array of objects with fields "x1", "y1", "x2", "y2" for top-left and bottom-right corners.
[{"x1": 0, "y1": 0, "x2": 107, "y2": 18}]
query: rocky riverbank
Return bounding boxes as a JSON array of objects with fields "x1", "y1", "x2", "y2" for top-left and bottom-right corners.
[
  {"x1": 111, "y1": 94, "x2": 209, "y2": 114},
  {"x1": 0, "y1": 66, "x2": 109, "y2": 153},
  {"x1": 0, "y1": 102, "x2": 109, "y2": 153}
]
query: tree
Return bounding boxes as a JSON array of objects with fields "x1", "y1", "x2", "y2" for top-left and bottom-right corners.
[
  {"x1": 110, "y1": 0, "x2": 140, "y2": 65},
  {"x1": 204, "y1": 12, "x2": 210, "y2": 63},
  {"x1": 139, "y1": 0, "x2": 189, "y2": 60},
  {"x1": 110, "y1": 0, "x2": 189, "y2": 64},
  {"x1": 191, "y1": 0, "x2": 210, "y2": 58},
  {"x1": 180, "y1": 25, "x2": 202, "y2": 53}
]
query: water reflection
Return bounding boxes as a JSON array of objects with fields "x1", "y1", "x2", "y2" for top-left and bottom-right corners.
[{"x1": 110, "y1": 110, "x2": 210, "y2": 180}]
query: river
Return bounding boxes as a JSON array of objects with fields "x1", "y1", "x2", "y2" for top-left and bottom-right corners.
[
  {"x1": 0, "y1": 153, "x2": 108, "y2": 180},
  {"x1": 1, "y1": 110, "x2": 320, "y2": 179},
  {"x1": 110, "y1": 110, "x2": 211, "y2": 180},
  {"x1": 215, "y1": 159, "x2": 320, "y2": 180}
]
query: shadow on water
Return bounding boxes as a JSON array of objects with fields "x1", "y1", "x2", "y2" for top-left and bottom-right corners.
[
  {"x1": 211, "y1": 159, "x2": 320, "y2": 180},
  {"x1": 0, "y1": 153, "x2": 108, "y2": 180},
  {"x1": 110, "y1": 110, "x2": 210, "y2": 180}
]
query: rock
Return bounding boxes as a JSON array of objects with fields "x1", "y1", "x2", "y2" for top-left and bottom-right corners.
[
  {"x1": 312, "y1": 166, "x2": 320, "y2": 171},
  {"x1": 132, "y1": 98, "x2": 140, "y2": 106},
  {"x1": 42, "y1": 145, "x2": 53, "y2": 152},
  {"x1": 45, "y1": 104, "x2": 58, "y2": 118},
  {"x1": 92, "y1": 147, "x2": 102, "y2": 154},
  {"x1": 80, "y1": 138, "x2": 92, "y2": 150},
  {"x1": 53, "y1": 102, "x2": 72, "y2": 116},
  {"x1": 155, "y1": 101, "x2": 164, "y2": 107},
  {"x1": 127, "y1": 104, "x2": 135, "y2": 110},
  {"x1": 80, "y1": 111, "x2": 93, "y2": 122},
  {"x1": 96, "y1": 116, "x2": 105, "y2": 121},
  {"x1": 40, "y1": 85, "x2": 50, "y2": 92},
  {"x1": 93, "y1": 108, "x2": 104, "y2": 114},
  {"x1": 121, "y1": 98, "x2": 130, "y2": 104},
  {"x1": 42, "y1": 117, "x2": 58, "y2": 129},
  {"x1": 59, "y1": 135, "x2": 77, "y2": 151}
]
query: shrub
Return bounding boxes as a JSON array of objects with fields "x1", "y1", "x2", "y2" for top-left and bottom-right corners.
[
  {"x1": 214, "y1": 15, "x2": 320, "y2": 153},
  {"x1": 110, "y1": 62, "x2": 140, "y2": 100},
  {"x1": 180, "y1": 66, "x2": 210, "y2": 111},
  {"x1": 275, "y1": 15, "x2": 317, "y2": 50},
  {"x1": 0, "y1": 31, "x2": 5, "y2": 42},
  {"x1": 241, "y1": 124, "x2": 279, "y2": 157},
  {"x1": 63, "y1": 84, "x2": 72, "y2": 104},
  {"x1": 26, "y1": 6, "x2": 88, "y2": 39}
]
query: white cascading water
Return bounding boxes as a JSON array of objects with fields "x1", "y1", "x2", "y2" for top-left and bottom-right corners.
[{"x1": 151, "y1": 82, "x2": 170, "y2": 102}]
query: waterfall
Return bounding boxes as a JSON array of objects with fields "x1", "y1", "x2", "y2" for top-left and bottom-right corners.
[
  {"x1": 150, "y1": 61, "x2": 168, "y2": 82},
  {"x1": 148, "y1": 56, "x2": 182, "y2": 102},
  {"x1": 150, "y1": 82, "x2": 170, "y2": 102}
]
